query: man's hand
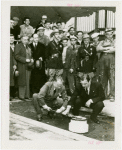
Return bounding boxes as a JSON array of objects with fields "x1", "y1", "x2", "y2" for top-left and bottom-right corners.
[
  {"x1": 39, "y1": 57, "x2": 43, "y2": 61},
  {"x1": 43, "y1": 105, "x2": 52, "y2": 111},
  {"x1": 13, "y1": 65, "x2": 17, "y2": 70},
  {"x1": 31, "y1": 59, "x2": 34, "y2": 63},
  {"x1": 85, "y1": 99, "x2": 93, "y2": 108},
  {"x1": 56, "y1": 106, "x2": 65, "y2": 113},
  {"x1": 26, "y1": 59, "x2": 30, "y2": 63},
  {"x1": 69, "y1": 69, "x2": 73, "y2": 73}
]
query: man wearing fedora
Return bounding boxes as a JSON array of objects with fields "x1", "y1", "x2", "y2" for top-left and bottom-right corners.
[
  {"x1": 30, "y1": 34, "x2": 47, "y2": 94},
  {"x1": 46, "y1": 29, "x2": 63, "y2": 81},
  {"x1": 96, "y1": 28, "x2": 115, "y2": 101},
  {"x1": 37, "y1": 25, "x2": 50, "y2": 46},
  {"x1": 62, "y1": 74, "x2": 105, "y2": 124},
  {"x1": 77, "y1": 33, "x2": 98, "y2": 78}
]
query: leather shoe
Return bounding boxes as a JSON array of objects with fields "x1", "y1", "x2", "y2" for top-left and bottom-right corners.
[
  {"x1": 90, "y1": 118, "x2": 100, "y2": 124},
  {"x1": 37, "y1": 114, "x2": 42, "y2": 121}
]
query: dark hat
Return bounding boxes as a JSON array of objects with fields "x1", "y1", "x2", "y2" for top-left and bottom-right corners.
[
  {"x1": 68, "y1": 27, "x2": 75, "y2": 32},
  {"x1": 61, "y1": 36, "x2": 68, "y2": 41}
]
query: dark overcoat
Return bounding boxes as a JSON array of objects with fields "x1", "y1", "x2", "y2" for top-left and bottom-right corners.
[{"x1": 10, "y1": 47, "x2": 17, "y2": 86}]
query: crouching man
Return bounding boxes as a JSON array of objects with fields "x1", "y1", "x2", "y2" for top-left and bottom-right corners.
[
  {"x1": 62, "y1": 74, "x2": 105, "y2": 124},
  {"x1": 32, "y1": 78, "x2": 68, "y2": 121}
]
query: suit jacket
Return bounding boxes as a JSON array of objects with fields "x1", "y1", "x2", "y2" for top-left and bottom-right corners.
[
  {"x1": 14, "y1": 43, "x2": 32, "y2": 86},
  {"x1": 37, "y1": 82, "x2": 68, "y2": 106},
  {"x1": 46, "y1": 40, "x2": 63, "y2": 69},
  {"x1": 69, "y1": 81, "x2": 105, "y2": 106},
  {"x1": 63, "y1": 46, "x2": 73, "y2": 69},
  {"x1": 29, "y1": 42, "x2": 46, "y2": 86}
]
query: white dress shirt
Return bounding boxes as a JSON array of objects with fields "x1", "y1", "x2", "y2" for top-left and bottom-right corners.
[{"x1": 62, "y1": 46, "x2": 68, "y2": 64}]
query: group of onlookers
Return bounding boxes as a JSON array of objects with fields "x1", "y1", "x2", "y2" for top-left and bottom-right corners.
[{"x1": 10, "y1": 15, "x2": 115, "y2": 123}]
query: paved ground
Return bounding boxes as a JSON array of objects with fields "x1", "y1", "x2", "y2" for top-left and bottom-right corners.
[{"x1": 10, "y1": 99, "x2": 114, "y2": 141}]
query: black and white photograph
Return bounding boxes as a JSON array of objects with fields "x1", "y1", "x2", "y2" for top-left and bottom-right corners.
[{"x1": 1, "y1": 0, "x2": 121, "y2": 149}]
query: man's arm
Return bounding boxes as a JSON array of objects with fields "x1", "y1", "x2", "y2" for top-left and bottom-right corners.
[
  {"x1": 68, "y1": 87, "x2": 79, "y2": 106},
  {"x1": 37, "y1": 82, "x2": 49, "y2": 106},
  {"x1": 92, "y1": 83, "x2": 105, "y2": 103},
  {"x1": 14, "y1": 44, "x2": 26, "y2": 63}
]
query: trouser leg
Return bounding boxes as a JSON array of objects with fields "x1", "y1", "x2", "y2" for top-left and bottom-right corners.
[
  {"x1": 10, "y1": 86, "x2": 15, "y2": 98},
  {"x1": 67, "y1": 73, "x2": 75, "y2": 95},
  {"x1": 25, "y1": 70, "x2": 31, "y2": 99},
  {"x1": 19, "y1": 86, "x2": 26, "y2": 99},
  {"x1": 32, "y1": 93, "x2": 43, "y2": 115},
  {"x1": 72, "y1": 98, "x2": 82, "y2": 116},
  {"x1": 109, "y1": 63, "x2": 115, "y2": 97},
  {"x1": 90, "y1": 101, "x2": 104, "y2": 119}
]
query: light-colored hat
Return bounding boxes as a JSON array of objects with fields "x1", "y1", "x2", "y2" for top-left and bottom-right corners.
[
  {"x1": 13, "y1": 17, "x2": 19, "y2": 21},
  {"x1": 105, "y1": 28, "x2": 113, "y2": 33},
  {"x1": 63, "y1": 28, "x2": 68, "y2": 32},
  {"x1": 10, "y1": 20, "x2": 14, "y2": 23},
  {"x1": 91, "y1": 32, "x2": 99, "y2": 39},
  {"x1": 37, "y1": 26, "x2": 45, "y2": 31},
  {"x1": 42, "y1": 15, "x2": 47, "y2": 19},
  {"x1": 70, "y1": 35, "x2": 77, "y2": 40},
  {"x1": 52, "y1": 29, "x2": 59, "y2": 34},
  {"x1": 83, "y1": 33, "x2": 90, "y2": 39}
]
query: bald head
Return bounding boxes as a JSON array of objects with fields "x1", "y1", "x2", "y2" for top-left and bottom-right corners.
[{"x1": 33, "y1": 34, "x2": 39, "y2": 43}]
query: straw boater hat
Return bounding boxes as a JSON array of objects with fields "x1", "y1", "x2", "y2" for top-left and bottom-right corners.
[
  {"x1": 13, "y1": 17, "x2": 19, "y2": 21},
  {"x1": 83, "y1": 33, "x2": 90, "y2": 39},
  {"x1": 37, "y1": 25, "x2": 45, "y2": 31},
  {"x1": 70, "y1": 35, "x2": 77, "y2": 40},
  {"x1": 105, "y1": 28, "x2": 113, "y2": 33},
  {"x1": 91, "y1": 32, "x2": 99, "y2": 39},
  {"x1": 42, "y1": 15, "x2": 47, "y2": 19}
]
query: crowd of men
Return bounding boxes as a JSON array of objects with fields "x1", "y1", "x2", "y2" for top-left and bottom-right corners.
[{"x1": 10, "y1": 15, "x2": 115, "y2": 124}]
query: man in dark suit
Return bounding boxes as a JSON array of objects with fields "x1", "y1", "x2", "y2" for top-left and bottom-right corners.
[
  {"x1": 30, "y1": 34, "x2": 47, "y2": 94},
  {"x1": 62, "y1": 74, "x2": 105, "y2": 124}
]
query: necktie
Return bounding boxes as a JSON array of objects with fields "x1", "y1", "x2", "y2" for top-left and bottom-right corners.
[
  {"x1": 73, "y1": 45, "x2": 75, "y2": 50},
  {"x1": 85, "y1": 88, "x2": 88, "y2": 95},
  {"x1": 53, "y1": 89, "x2": 56, "y2": 95}
]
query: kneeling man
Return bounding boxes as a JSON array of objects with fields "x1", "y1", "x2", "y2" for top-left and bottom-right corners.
[
  {"x1": 33, "y1": 78, "x2": 68, "y2": 121},
  {"x1": 63, "y1": 74, "x2": 105, "y2": 124}
]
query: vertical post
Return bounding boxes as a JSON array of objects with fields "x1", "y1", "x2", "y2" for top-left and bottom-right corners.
[
  {"x1": 95, "y1": 11, "x2": 99, "y2": 30},
  {"x1": 105, "y1": 10, "x2": 107, "y2": 28},
  {"x1": 75, "y1": 16, "x2": 77, "y2": 31}
]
